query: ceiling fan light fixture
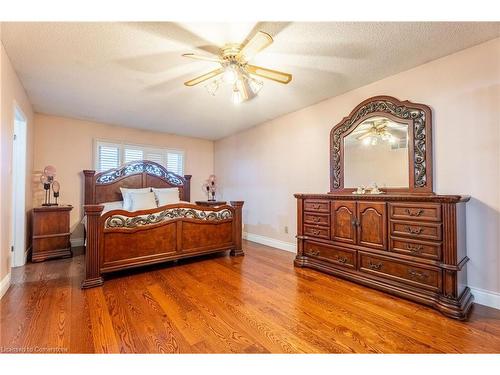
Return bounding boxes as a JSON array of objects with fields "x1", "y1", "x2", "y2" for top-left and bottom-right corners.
[
  {"x1": 222, "y1": 64, "x2": 239, "y2": 84},
  {"x1": 205, "y1": 79, "x2": 220, "y2": 96},
  {"x1": 248, "y1": 77, "x2": 264, "y2": 94},
  {"x1": 182, "y1": 30, "x2": 292, "y2": 105},
  {"x1": 231, "y1": 85, "x2": 243, "y2": 105}
]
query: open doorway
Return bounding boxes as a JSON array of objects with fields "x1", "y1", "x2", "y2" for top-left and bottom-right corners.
[{"x1": 11, "y1": 104, "x2": 27, "y2": 267}]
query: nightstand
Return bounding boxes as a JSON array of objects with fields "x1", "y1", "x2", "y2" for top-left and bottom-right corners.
[
  {"x1": 31, "y1": 205, "x2": 73, "y2": 262},
  {"x1": 195, "y1": 201, "x2": 227, "y2": 207}
]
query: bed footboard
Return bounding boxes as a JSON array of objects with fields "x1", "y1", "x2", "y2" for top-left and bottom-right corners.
[{"x1": 81, "y1": 201, "x2": 244, "y2": 288}]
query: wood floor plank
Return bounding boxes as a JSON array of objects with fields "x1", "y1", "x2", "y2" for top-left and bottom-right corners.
[{"x1": 1, "y1": 240, "x2": 500, "y2": 353}]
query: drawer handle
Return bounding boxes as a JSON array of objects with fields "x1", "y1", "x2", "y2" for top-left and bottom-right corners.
[
  {"x1": 408, "y1": 269, "x2": 429, "y2": 280},
  {"x1": 310, "y1": 229, "x2": 321, "y2": 235},
  {"x1": 406, "y1": 244, "x2": 423, "y2": 254},
  {"x1": 312, "y1": 204, "x2": 321, "y2": 210},
  {"x1": 307, "y1": 249, "x2": 320, "y2": 256},
  {"x1": 368, "y1": 261, "x2": 383, "y2": 270},
  {"x1": 405, "y1": 208, "x2": 424, "y2": 217},
  {"x1": 311, "y1": 217, "x2": 321, "y2": 223},
  {"x1": 335, "y1": 256, "x2": 348, "y2": 264},
  {"x1": 405, "y1": 226, "x2": 423, "y2": 235}
]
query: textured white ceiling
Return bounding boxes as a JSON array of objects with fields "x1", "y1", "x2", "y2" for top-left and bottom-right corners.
[{"x1": 2, "y1": 22, "x2": 499, "y2": 140}]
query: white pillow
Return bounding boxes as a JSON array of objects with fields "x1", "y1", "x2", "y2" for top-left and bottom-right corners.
[
  {"x1": 152, "y1": 188, "x2": 180, "y2": 206},
  {"x1": 129, "y1": 191, "x2": 157, "y2": 212},
  {"x1": 102, "y1": 201, "x2": 124, "y2": 214},
  {"x1": 120, "y1": 187, "x2": 151, "y2": 211}
]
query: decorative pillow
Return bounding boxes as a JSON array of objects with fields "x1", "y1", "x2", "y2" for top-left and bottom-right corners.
[
  {"x1": 129, "y1": 191, "x2": 157, "y2": 212},
  {"x1": 152, "y1": 187, "x2": 180, "y2": 206},
  {"x1": 120, "y1": 187, "x2": 151, "y2": 211},
  {"x1": 102, "y1": 201, "x2": 124, "y2": 214}
]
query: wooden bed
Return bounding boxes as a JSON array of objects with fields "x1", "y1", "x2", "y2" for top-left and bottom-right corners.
[{"x1": 81, "y1": 160, "x2": 243, "y2": 288}]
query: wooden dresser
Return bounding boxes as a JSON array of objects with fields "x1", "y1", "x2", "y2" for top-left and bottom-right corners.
[
  {"x1": 294, "y1": 96, "x2": 473, "y2": 319},
  {"x1": 32, "y1": 205, "x2": 73, "y2": 262},
  {"x1": 295, "y1": 194, "x2": 471, "y2": 319}
]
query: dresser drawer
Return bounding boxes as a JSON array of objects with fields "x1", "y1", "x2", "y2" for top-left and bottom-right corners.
[
  {"x1": 390, "y1": 237, "x2": 441, "y2": 261},
  {"x1": 304, "y1": 241, "x2": 355, "y2": 269},
  {"x1": 389, "y1": 203, "x2": 442, "y2": 222},
  {"x1": 304, "y1": 199, "x2": 330, "y2": 213},
  {"x1": 390, "y1": 220, "x2": 442, "y2": 241},
  {"x1": 359, "y1": 253, "x2": 441, "y2": 292},
  {"x1": 304, "y1": 212, "x2": 330, "y2": 227},
  {"x1": 304, "y1": 225, "x2": 330, "y2": 240}
]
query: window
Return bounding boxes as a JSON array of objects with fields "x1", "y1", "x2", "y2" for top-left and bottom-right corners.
[
  {"x1": 97, "y1": 142, "x2": 120, "y2": 172},
  {"x1": 95, "y1": 140, "x2": 185, "y2": 175}
]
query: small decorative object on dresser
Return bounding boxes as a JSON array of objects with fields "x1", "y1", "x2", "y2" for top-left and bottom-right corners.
[
  {"x1": 195, "y1": 200, "x2": 227, "y2": 207},
  {"x1": 295, "y1": 96, "x2": 472, "y2": 320},
  {"x1": 39, "y1": 165, "x2": 61, "y2": 206},
  {"x1": 31, "y1": 205, "x2": 73, "y2": 262},
  {"x1": 202, "y1": 174, "x2": 217, "y2": 201}
]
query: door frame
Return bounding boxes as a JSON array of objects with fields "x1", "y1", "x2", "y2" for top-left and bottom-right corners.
[{"x1": 11, "y1": 102, "x2": 28, "y2": 267}]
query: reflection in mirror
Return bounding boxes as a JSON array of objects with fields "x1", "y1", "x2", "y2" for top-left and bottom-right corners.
[{"x1": 344, "y1": 116, "x2": 409, "y2": 188}]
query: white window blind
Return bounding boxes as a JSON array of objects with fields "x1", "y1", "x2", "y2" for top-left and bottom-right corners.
[
  {"x1": 95, "y1": 140, "x2": 185, "y2": 175},
  {"x1": 145, "y1": 151, "x2": 164, "y2": 165},
  {"x1": 97, "y1": 144, "x2": 120, "y2": 172},
  {"x1": 166, "y1": 151, "x2": 184, "y2": 175},
  {"x1": 124, "y1": 147, "x2": 144, "y2": 163}
]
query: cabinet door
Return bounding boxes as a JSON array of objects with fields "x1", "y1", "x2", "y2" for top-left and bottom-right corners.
[
  {"x1": 357, "y1": 202, "x2": 387, "y2": 250},
  {"x1": 332, "y1": 201, "x2": 357, "y2": 244}
]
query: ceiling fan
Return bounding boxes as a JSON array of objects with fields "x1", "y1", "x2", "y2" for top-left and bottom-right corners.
[
  {"x1": 353, "y1": 119, "x2": 401, "y2": 146},
  {"x1": 182, "y1": 31, "x2": 292, "y2": 104}
]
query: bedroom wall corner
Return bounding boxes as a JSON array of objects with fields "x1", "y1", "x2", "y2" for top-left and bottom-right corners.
[
  {"x1": 33, "y1": 114, "x2": 215, "y2": 243},
  {"x1": 214, "y1": 37, "x2": 500, "y2": 304},
  {"x1": 0, "y1": 37, "x2": 35, "y2": 286}
]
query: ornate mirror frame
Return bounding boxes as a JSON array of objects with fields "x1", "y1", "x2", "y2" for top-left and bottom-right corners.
[{"x1": 330, "y1": 96, "x2": 433, "y2": 194}]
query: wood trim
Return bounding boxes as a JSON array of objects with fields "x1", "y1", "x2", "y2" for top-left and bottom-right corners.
[
  {"x1": 83, "y1": 160, "x2": 191, "y2": 204},
  {"x1": 230, "y1": 201, "x2": 244, "y2": 256},
  {"x1": 81, "y1": 161, "x2": 240, "y2": 288},
  {"x1": 82, "y1": 201, "x2": 245, "y2": 288},
  {"x1": 295, "y1": 193, "x2": 470, "y2": 204},
  {"x1": 329, "y1": 96, "x2": 433, "y2": 194},
  {"x1": 81, "y1": 205, "x2": 104, "y2": 288},
  {"x1": 295, "y1": 194, "x2": 472, "y2": 320}
]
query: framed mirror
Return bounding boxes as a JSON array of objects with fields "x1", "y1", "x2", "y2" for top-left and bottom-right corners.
[{"x1": 330, "y1": 96, "x2": 433, "y2": 194}]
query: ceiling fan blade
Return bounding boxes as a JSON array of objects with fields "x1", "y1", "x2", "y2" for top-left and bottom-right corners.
[
  {"x1": 246, "y1": 65, "x2": 292, "y2": 84},
  {"x1": 182, "y1": 53, "x2": 222, "y2": 63},
  {"x1": 184, "y1": 68, "x2": 224, "y2": 86},
  {"x1": 237, "y1": 31, "x2": 273, "y2": 62}
]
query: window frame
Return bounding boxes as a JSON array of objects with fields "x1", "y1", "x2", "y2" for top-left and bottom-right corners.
[{"x1": 93, "y1": 138, "x2": 186, "y2": 175}]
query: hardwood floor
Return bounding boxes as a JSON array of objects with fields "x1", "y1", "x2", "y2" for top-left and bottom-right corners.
[{"x1": 1, "y1": 240, "x2": 500, "y2": 353}]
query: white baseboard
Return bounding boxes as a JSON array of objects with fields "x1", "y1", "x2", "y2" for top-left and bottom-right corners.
[
  {"x1": 470, "y1": 287, "x2": 500, "y2": 310},
  {"x1": 70, "y1": 238, "x2": 85, "y2": 247},
  {"x1": 243, "y1": 232, "x2": 297, "y2": 253},
  {"x1": 0, "y1": 272, "x2": 11, "y2": 300}
]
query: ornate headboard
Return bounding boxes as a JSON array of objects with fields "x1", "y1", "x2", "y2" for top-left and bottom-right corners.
[{"x1": 83, "y1": 160, "x2": 191, "y2": 205}]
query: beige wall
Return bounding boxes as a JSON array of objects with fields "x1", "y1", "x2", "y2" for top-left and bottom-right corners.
[
  {"x1": 33, "y1": 114, "x2": 214, "y2": 240},
  {"x1": 215, "y1": 38, "x2": 500, "y2": 294},
  {"x1": 0, "y1": 41, "x2": 35, "y2": 280}
]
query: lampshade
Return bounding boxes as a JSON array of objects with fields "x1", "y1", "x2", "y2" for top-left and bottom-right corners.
[
  {"x1": 52, "y1": 180, "x2": 60, "y2": 193},
  {"x1": 43, "y1": 165, "x2": 56, "y2": 177},
  {"x1": 231, "y1": 87, "x2": 243, "y2": 105},
  {"x1": 248, "y1": 78, "x2": 264, "y2": 94}
]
